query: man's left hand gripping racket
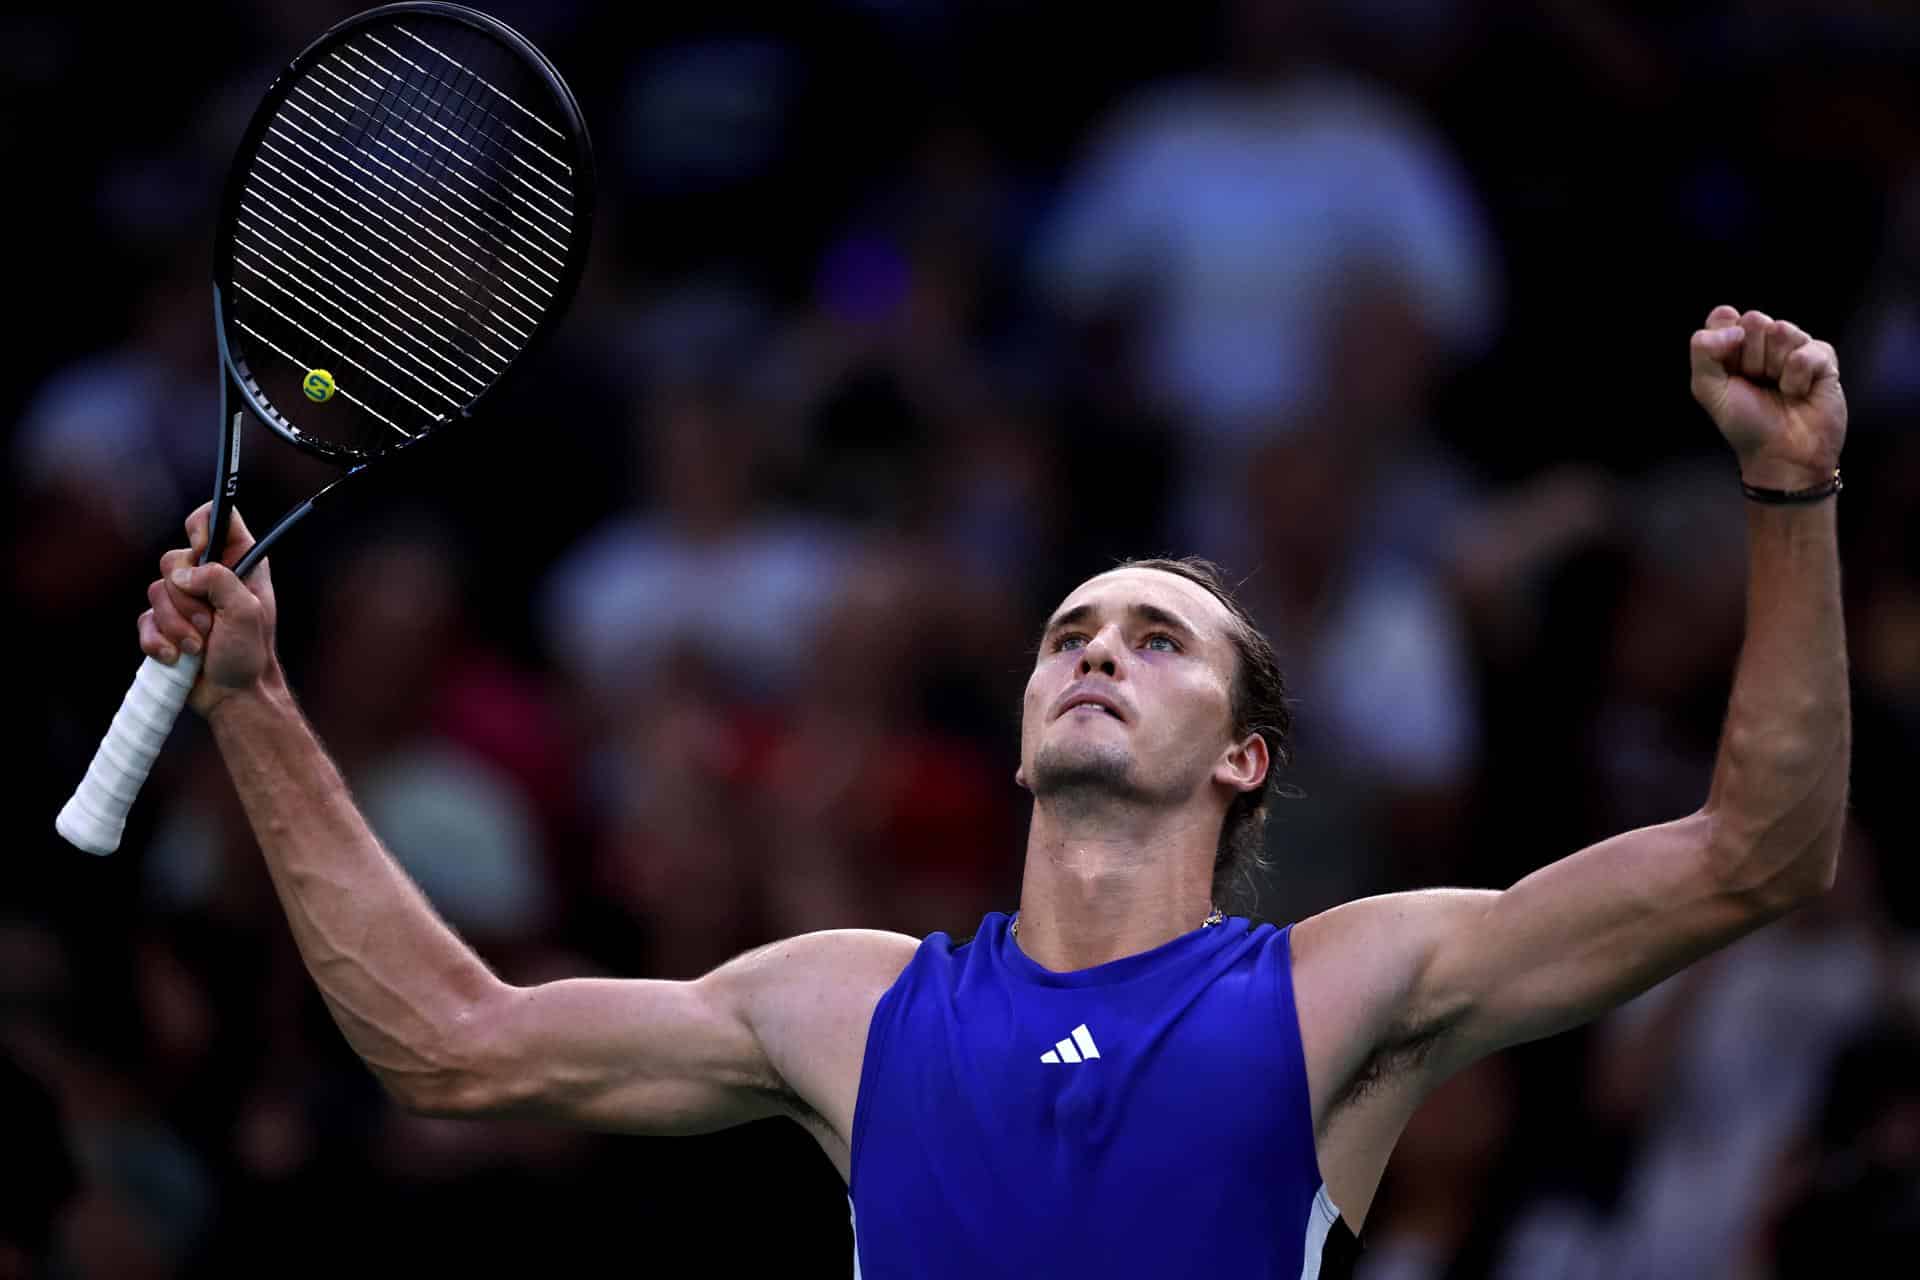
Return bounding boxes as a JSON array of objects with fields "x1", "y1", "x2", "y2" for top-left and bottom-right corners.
[{"x1": 57, "y1": 2, "x2": 594, "y2": 854}]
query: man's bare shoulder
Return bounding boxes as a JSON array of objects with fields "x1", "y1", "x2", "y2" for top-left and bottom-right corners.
[
  {"x1": 1289, "y1": 890, "x2": 1497, "y2": 1114},
  {"x1": 714, "y1": 928, "x2": 921, "y2": 1057},
  {"x1": 718, "y1": 932, "x2": 925, "y2": 997},
  {"x1": 711, "y1": 928, "x2": 921, "y2": 1162}
]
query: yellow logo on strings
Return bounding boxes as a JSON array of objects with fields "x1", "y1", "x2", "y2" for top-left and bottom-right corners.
[{"x1": 304, "y1": 369, "x2": 337, "y2": 402}]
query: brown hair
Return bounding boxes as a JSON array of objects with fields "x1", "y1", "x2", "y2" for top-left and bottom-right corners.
[{"x1": 1117, "y1": 556, "x2": 1293, "y2": 914}]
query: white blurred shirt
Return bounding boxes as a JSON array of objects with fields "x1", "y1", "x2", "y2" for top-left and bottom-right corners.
[{"x1": 1037, "y1": 69, "x2": 1497, "y2": 436}]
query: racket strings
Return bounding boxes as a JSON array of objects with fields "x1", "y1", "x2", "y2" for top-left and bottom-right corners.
[
  {"x1": 328, "y1": 53, "x2": 573, "y2": 259},
  {"x1": 349, "y1": 37, "x2": 575, "y2": 239},
  {"x1": 365, "y1": 42, "x2": 561, "y2": 298},
  {"x1": 273, "y1": 90, "x2": 550, "y2": 321},
  {"x1": 237, "y1": 176, "x2": 508, "y2": 383},
  {"x1": 239, "y1": 113, "x2": 496, "y2": 401},
  {"x1": 318, "y1": 26, "x2": 573, "y2": 302},
  {"x1": 227, "y1": 15, "x2": 585, "y2": 455},
  {"x1": 388, "y1": 23, "x2": 568, "y2": 147},
  {"x1": 230, "y1": 252, "x2": 466, "y2": 418},
  {"x1": 249, "y1": 137, "x2": 532, "y2": 350}
]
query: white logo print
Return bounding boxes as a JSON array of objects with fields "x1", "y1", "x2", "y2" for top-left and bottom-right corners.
[{"x1": 1040, "y1": 1023, "x2": 1101, "y2": 1064}]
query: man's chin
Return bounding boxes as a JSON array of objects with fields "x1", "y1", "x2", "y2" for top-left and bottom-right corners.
[{"x1": 1028, "y1": 742, "x2": 1137, "y2": 800}]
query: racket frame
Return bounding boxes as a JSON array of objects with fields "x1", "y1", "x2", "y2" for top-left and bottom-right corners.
[{"x1": 56, "y1": 0, "x2": 594, "y2": 855}]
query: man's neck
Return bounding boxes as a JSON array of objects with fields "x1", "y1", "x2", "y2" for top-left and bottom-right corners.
[{"x1": 1013, "y1": 799, "x2": 1220, "y2": 972}]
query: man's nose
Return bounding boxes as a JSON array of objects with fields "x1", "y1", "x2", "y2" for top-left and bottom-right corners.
[{"x1": 1079, "y1": 625, "x2": 1122, "y2": 676}]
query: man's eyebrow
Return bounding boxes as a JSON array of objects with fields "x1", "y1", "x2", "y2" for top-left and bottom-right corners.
[
  {"x1": 1043, "y1": 603, "x2": 1097, "y2": 635},
  {"x1": 1040, "y1": 601, "x2": 1200, "y2": 640},
  {"x1": 1132, "y1": 603, "x2": 1198, "y2": 638}
]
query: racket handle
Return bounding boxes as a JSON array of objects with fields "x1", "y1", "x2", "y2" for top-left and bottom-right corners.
[{"x1": 56, "y1": 654, "x2": 200, "y2": 855}]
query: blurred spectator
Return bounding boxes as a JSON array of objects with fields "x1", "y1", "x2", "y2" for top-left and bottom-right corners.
[
  {"x1": 13, "y1": 253, "x2": 216, "y2": 594},
  {"x1": 585, "y1": 643, "x2": 773, "y2": 979},
  {"x1": 1231, "y1": 279, "x2": 1609, "y2": 916},
  {"x1": 758, "y1": 543, "x2": 1024, "y2": 939},
  {"x1": 1037, "y1": 1, "x2": 1496, "y2": 433},
  {"x1": 1035, "y1": 0, "x2": 1498, "y2": 561},
  {"x1": 1582, "y1": 460, "x2": 1750, "y2": 839},
  {"x1": 584, "y1": 541, "x2": 1024, "y2": 978},
  {"x1": 13, "y1": 253, "x2": 215, "y2": 548},
  {"x1": 536, "y1": 329, "x2": 853, "y2": 713},
  {"x1": 1235, "y1": 404, "x2": 1486, "y2": 915},
  {"x1": 0, "y1": 938, "x2": 214, "y2": 1279},
  {"x1": 1756, "y1": 1014, "x2": 1920, "y2": 1277},
  {"x1": 307, "y1": 518, "x2": 571, "y2": 954}
]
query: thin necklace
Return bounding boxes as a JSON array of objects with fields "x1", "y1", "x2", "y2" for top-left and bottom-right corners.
[{"x1": 1011, "y1": 906, "x2": 1225, "y2": 939}]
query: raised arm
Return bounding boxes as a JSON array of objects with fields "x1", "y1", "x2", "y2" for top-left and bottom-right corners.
[
  {"x1": 1296, "y1": 306, "x2": 1849, "y2": 1103},
  {"x1": 143, "y1": 506, "x2": 914, "y2": 1154}
]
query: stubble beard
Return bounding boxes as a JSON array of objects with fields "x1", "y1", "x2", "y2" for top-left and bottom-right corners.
[{"x1": 1029, "y1": 735, "x2": 1152, "y2": 821}]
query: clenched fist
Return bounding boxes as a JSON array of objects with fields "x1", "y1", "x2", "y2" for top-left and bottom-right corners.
[{"x1": 1689, "y1": 306, "x2": 1846, "y2": 493}]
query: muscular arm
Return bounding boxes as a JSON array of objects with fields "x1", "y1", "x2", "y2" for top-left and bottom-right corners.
[
  {"x1": 466, "y1": 931, "x2": 914, "y2": 1145},
  {"x1": 1294, "y1": 310, "x2": 1849, "y2": 1217},
  {"x1": 207, "y1": 681, "x2": 493, "y2": 1105},
  {"x1": 210, "y1": 683, "x2": 914, "y2": 1142},
  {"x1": 1314, "y1": 450, "x2": 1844, "y2": 1076},
  {"x1": 1411, "y1": 318, "x2": 1850, "y2": 1071},
  {"x1": 151, "y1": 508, "x2": 914, "y2": 1147},
  {"x1": 1414, "y1": 495, "x2": 1842, "y2": 1067}
]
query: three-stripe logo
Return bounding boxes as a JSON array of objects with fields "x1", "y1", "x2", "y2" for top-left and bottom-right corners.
[{"x1": 1040, "y1": 1023, "x2": 1101, "y2": 1064}]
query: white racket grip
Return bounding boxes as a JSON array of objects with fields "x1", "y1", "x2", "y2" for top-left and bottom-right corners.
[{"x1": 56, "y1": 653, "x2": 201, "y2": 855}]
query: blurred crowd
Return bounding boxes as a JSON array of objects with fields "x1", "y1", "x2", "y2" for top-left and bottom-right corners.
[{"x1": 5, "y1": 0, "x2": 1920, "y2": 1275}]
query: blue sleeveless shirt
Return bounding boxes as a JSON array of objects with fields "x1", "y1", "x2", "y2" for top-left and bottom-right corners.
[{"x1": 848, "y1": 912, "x2": 1357, "y2": 1278}]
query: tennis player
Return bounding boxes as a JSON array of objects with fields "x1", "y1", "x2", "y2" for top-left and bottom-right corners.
[{"x1": 141, "y1": 306, "x2": 1848, "y2": 1277}]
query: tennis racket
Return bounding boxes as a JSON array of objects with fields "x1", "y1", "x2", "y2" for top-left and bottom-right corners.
[{"x1": 56, "y1": 1, "x2": 595, "y2": 855}]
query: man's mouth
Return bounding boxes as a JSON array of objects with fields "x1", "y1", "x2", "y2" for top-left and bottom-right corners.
[{"x1": 1058, "y1": 692, "x2": 1126, "y2": 721}]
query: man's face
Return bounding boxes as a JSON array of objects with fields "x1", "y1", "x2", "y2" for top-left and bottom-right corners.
[{"x1": 1019, "y1": 567, "x2": 1249, "y2": 808}]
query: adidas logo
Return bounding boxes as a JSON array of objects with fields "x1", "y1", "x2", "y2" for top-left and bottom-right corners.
[{"x1": 1040, "y1": 1023, "x2": 1101, "y2": 1064}]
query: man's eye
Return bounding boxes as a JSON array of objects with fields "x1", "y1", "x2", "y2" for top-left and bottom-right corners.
[
  {"x1": 1054, "y1": 633, "x2": 1087, "y2": 651},
  {"x1": 1145, "y1": 633, "x2": 1180, "y2": 652}
]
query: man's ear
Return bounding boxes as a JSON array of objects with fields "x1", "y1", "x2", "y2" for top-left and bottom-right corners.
[{"x1": 1215, "y1": 732, "x2": 1268, "y2": 795}]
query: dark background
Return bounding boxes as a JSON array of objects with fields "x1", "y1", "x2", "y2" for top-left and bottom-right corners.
[{"x1": 4, "y1": 1, "x2": 1919, "y2": 1275}]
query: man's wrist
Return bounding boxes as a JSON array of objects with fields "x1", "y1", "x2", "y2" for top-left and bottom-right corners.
[
  {"x1": 1739, "y1": 454, "x2": 1840, "y2": 493},
  {"x1": 206, "y1": 668, "x2": 296, "y2": 728}
]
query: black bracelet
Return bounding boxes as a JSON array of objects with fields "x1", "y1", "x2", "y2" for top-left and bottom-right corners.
[{"x1": 1741, "y1": 468, "x2": 1842, "y2": 504}]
